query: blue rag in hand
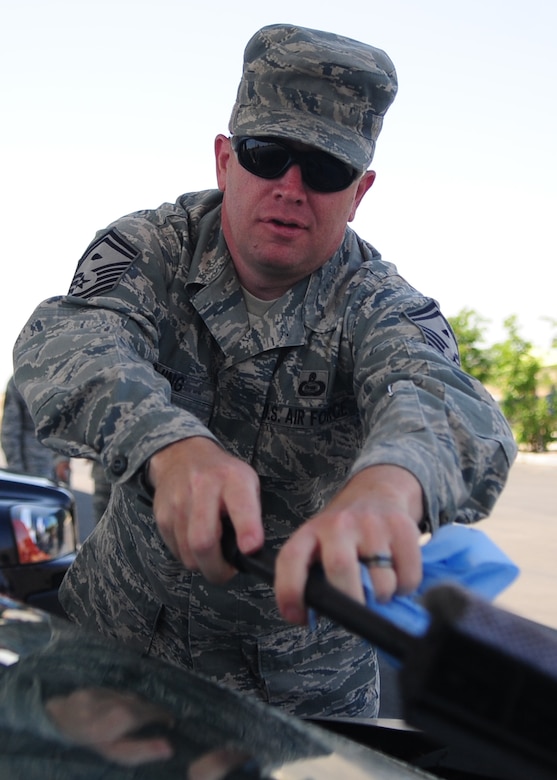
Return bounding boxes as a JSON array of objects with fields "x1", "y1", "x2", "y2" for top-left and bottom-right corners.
[{"x1": 361, "y1": 524, "x2": 520, "y2": 641}]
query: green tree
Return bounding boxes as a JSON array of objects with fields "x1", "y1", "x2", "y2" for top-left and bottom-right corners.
[
  {"x1": 542, "y1": 316, "x2": 557, "y2": 348},
  {"x1": 448, "y1": 308, "x2": 492, "y2": 383},
  {"x1": 449, "y1": 309, "x2": 556, "y2": 452},
  {"x1": 490, "y1": 316, "x2": 555, "y2": 452}
]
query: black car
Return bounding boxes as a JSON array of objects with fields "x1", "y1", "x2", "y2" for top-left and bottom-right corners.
[
  {"x1": 0, "y1": 592, "x2": 442, "y2": 780},
  {"x1": 0, "y1": 468, "x2": 77, "y2": 616},
  {"x1": 1, "y1": 471, "x2": 556, "y2": 779},
  {"x1": 3, "y1": 592, "x2": 556, "y2": 780}
]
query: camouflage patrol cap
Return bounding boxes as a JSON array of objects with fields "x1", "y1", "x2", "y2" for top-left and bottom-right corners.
[{"x1": 229, "y1": 24, "x2": 398, "y2": 170}]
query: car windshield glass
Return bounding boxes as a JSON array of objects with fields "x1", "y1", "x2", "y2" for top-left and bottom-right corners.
[{"x1": 0, "y1": 597, "x2": 429, "y2": 779}]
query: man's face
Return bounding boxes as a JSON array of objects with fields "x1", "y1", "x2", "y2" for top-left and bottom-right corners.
[{"x1": 215, "y1": 135, "x2": 375, "y2": 299}]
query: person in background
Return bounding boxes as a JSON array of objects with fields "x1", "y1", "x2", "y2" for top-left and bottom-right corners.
[
  {"x1": 13, "y1": 24, "x2": 516, "y2": 718},
  {"x1": 1, "y1": 376, "x2": 70, "y2": 484}
]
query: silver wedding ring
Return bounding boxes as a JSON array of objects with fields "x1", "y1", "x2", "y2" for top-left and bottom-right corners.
[{"x1": 359, "y1": 553, "x2": 394, "y2": 569}]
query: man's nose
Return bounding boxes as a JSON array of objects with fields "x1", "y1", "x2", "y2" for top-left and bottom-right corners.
[{"x1": 273, "y1": 163, "x2": 307, "y2": 195}]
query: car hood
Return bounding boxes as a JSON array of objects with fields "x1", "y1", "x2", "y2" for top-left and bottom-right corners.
[{"x1": 0, "y1": 594, "x2": 434, "y2": 779}]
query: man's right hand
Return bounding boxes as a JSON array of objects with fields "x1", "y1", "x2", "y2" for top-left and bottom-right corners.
[{"x1": 147, "y1": 437, "x2": 263, "y2": 583}]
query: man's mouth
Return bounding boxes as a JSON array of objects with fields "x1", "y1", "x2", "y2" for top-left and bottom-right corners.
[{"x1": 266, "y1": 217, "x2": 305, "y2": 230}]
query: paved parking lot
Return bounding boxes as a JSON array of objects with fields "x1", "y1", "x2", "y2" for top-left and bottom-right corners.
[{"x1": 477, "y1": 452, "x2": 557, "y2": 628}]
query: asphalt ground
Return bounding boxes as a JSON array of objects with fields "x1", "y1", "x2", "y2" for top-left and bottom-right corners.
[{"x1": 476, "y1": 452, "x2": 557, "y2": 629}]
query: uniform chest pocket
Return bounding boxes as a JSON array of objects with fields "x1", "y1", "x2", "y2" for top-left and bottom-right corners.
[{"x1": 253, "y1": 397, "x2": 361, "y2": 481}]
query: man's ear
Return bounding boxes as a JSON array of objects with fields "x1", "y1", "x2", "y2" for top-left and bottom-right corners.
[
  {"x1": 348, "y1": 170, "x2": 376, "y2": 222},
  {"x1": 214, "y1": 134, "x2": 232, "y2": 192}
]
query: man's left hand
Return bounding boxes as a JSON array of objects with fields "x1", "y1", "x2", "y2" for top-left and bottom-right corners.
[{"x1": 274, "y1": 464, "x2": 424, "y2": 624}]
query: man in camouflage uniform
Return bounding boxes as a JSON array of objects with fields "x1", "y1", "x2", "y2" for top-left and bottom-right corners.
[
  {"x1": 13, "y1": 24, "x2": 516, "y2": 718},
  {"x1": 1, "y1": 376, "x2": 70, "y2": 483}
]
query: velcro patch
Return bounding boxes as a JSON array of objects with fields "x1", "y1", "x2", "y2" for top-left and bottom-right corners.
[
  {"x1": 297, "y1": 370, "x2": 329, "y2": 398},
  {"x1": 68, "y1": 229, "x2": 139, "y2": 298},
  {"x1": 407, "y1": 301, "x2": 460, "y2": 365}
]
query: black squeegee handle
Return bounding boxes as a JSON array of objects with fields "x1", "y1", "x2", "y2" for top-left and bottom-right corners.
[
  {"x1": 223, "y1": 519, "x2": 557, "y2": 779},
  {"x1": 221, "y1": 517, "x2": 412, "y2": 662}
]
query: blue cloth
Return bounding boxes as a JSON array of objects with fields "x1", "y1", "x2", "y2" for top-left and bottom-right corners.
[{"x1": 361, "y1": 524, "x2": 519, "y2": 643}]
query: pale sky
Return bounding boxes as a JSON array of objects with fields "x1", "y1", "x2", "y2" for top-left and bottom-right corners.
[{"x1": 1, "y1": 0, "x2": 556, "y2": 391}]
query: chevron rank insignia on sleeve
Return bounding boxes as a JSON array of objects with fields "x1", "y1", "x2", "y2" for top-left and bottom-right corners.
[{"x1": 68, "y1": 229, "x2": 139, "y2": 298}]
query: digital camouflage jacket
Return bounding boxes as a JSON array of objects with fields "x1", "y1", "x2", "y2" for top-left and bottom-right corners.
[{"x1": 13, "y1": 189, "x2": 516, "y2": 718}]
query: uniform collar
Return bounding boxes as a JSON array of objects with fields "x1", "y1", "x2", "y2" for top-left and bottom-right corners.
[{"x1": 185, "y1": 207, "x2": 354, "y2": 359}]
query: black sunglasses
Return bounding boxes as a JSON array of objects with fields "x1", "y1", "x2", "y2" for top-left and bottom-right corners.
[{"x1": 231, "y1": 136, "x2": 360, "y2": 193}]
